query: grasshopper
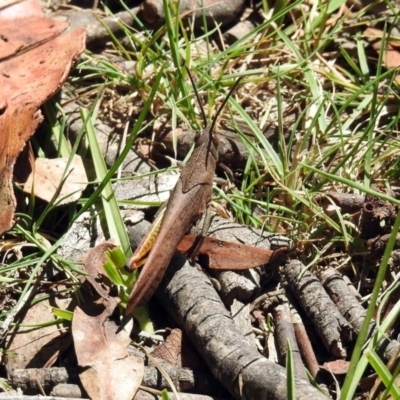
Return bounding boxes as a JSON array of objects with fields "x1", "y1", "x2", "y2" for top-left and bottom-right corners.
[{"x1": 124, "y1": 69, "x2": 242, "y2": 316}]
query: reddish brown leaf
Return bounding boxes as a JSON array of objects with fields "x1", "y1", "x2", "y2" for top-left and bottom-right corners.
[
  {"x1": 320, "y1": 359, "x2": 350, "y2": 375},
  {"x1": 82, "y1": 241, "x2": 117, "y2": 299},
  {"x1": 152, "y1": 328, "x2": 208, "y2": 371},
  {"x1": 0, "y1": 0, "x2": 85, "y2": 234},
  {"x1": 177, "y1": 234, "x2": 287, "y2": 270},
  {"x1": 364, "y1": 28, "x2": 400, "y2": 84}
]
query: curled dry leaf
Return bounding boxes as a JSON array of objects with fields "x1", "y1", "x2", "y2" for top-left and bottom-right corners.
[
  {"x1": 72, "y1": 243, "x2": 144, "y2": 400},
  {"x1": 83, "y1": 241, "x2": 116, "y2": 299},
  {"x1": 177, "y1": 234, "x2": 287, "y2": 270},
  {"x1": 152, "y1": 328, "x2": 208, "y2": 371},
  {"x1": 0, "y1": 0, "x2": 86, "y2": 234},
  {"x1": 23, "y1": 155, "x2": 88, "y2": 205},
  {"x1": 364, "y1": 27, "x2": 400, "y2": 84},
  {"x1": 320, "y1": 359, "x2": 350, "y2": 375}
]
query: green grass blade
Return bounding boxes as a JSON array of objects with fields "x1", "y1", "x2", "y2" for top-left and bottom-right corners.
[
  {"x1": 81, "y1": 107, "x2": 131, "y2": 256},
  {"x1": 340, "y1": 211, "x2": 400, "y2": 399},
  {"x1": 286, "y1": 340, "x2": 296, "y2": 400}
]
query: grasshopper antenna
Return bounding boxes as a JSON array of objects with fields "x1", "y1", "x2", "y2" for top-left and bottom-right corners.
[
  {"x1": 185, "y1": 65, "x2": 208, "y2": 128},
  {"x1": 185, "y1": 66, "x2": 243, "y2": 166},
  {"x1": 205, "y1": 76, "x2": 243, "y2": 165},
  {"x1": 209, "y1": 76, "x2": 243, "y2": 136}
]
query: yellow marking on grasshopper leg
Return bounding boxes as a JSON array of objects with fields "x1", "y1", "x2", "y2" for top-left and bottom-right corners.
[
  {"x1": 128, "y1": 208, "x2": 165, "y2": 270},
  {"x1": 130, "y1": 256, "x2": 147, "y2": 270}
]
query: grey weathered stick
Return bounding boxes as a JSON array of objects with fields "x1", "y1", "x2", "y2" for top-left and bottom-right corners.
[
  {"x1": 126, "y1": 214, "x2": 328, "y2": 399},
  {"x1": 125, "y1": 72, "x2": 242, "y2": 315},
  {"x1": 283, "y1": 260, "x2": 353, "y2": 358},
  {"x1": 10, "y1": 363, "x2": 223, "y2": 397},
  {"x1": 321, "y1": 267, "x2": 400, "y2": 363},
  {"x1": 155, "y1": 253, "x2": 329, "y2": 400}
]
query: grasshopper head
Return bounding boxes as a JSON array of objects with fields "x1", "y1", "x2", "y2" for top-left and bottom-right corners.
[
  {"x1": 194, "y1": 126, "x2": 219, "y2": 161},
  {"x1": 184, "y1": 64, "x2": 242, "y2": 166}
]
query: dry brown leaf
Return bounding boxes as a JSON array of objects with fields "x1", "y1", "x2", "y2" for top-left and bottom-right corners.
[
  {"x1": 23, "y1": 155, "x2": 88, "y2": 205},
  {"x1": 0, "y1": 0, "x2": 43, "y2": 19},
  {"x1": 152, "y1": 328, "x2": 208, "y2": 371},
  {"x1": 73, "y1": 305, "x2": 143, "y2": 400},
  {"x1": 0, "y1": 0, "x2": 86, "y2": 234},
  {"x1": 72, "y1": 244, "x2": 143, "y2": 400},
  {"x1": 6, "y1": 288, "x2": 71, "y2": 369},
  {"x1": 177, "y1": 234, "x2": 287, "y2": 270},
  {"x1": 364, "y1": 27, "x2": 400, "y2": 84},
  {"x1": 320, "y1": 359, "x2": 350, "y2": 375},
  {"x1": 83, "y1": 241, "x2": 116, "y2": 299}
]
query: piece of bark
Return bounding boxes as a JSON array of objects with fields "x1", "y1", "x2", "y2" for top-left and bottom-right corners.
[
  {"x1": 283, "y1": 260, "x2": 353, "y2": 358},
  {"x1": 290, "y1": 301, "x2": 320, "y2": 378},
  {"x1": 254, "y1": 289, "x2": 287, "y2": 313},
  {"x1": 63, "y1": 103, "x2": 130, "y2": 172},
  {"x1": 139, "y1": 0, "x2": 246, "y2": 28},
  {"x1": 212, "y1": 268, "x2": 260, "y2": 305},
  {"x1": 273, "y1": 302, "x2": 308, "y2": 381},
  {"x1": 320, "y1": 267, "x2": 400, "y2": 363},
  {"x1": 57, "y1": 209, "x2": 108, "y2": 262},
  {"x1": 154, "y1": 253, "x2": 328, "y2": 400},
  {"x1": 151, "y1": 343, "x2": 222, "y2": 394}
]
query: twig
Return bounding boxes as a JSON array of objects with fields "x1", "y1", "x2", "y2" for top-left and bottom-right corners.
[
  {"x1": 273, "y1": 302, "x2": 308, "y2": 381},
  {"x1": 283, "y1": 260, "x2": 353, "y2": 358}
]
